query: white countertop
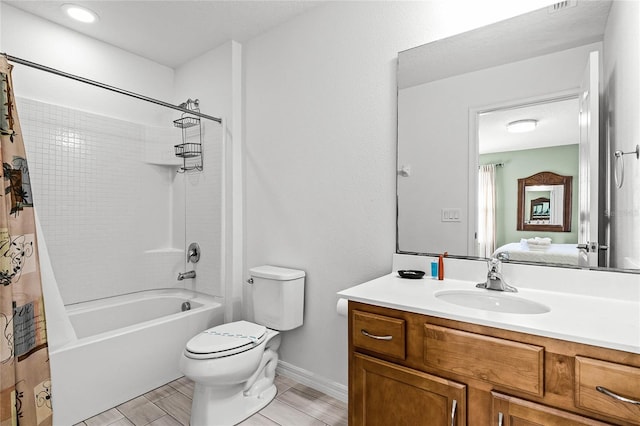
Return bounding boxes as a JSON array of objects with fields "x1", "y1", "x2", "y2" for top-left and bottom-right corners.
[{"x1": 338, "y1": 272, "x2": 640, "y2": 354}]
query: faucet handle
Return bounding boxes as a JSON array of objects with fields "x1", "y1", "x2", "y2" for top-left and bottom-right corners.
[
  {"x1": 496, "y1": 252, "x2": 510, "y2": 261},
  {"x1": 487, "y1": 257, "x2": 500, "y2": 272},
  {"x1": 187, "y1": 242, "x2": 200, "y2": 263}
]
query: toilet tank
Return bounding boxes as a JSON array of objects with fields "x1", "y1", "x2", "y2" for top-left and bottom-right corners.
[{"x1": 250, "y1": 265, "x2": 305, "y2": 331}]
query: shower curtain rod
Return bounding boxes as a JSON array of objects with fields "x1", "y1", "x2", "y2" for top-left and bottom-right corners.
[{"x1": 1, "y1": 53, "x2": 222, "y2": 123}]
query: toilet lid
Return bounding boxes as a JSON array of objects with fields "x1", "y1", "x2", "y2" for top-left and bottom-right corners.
[{"x1": 185, "y1": 321, "x2": 267, "y2": 360}]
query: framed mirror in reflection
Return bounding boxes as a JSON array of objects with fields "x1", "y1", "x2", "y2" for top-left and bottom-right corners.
[
  {"x1": 396, "y1": 0, "x2": 640, "y2": 273},
  {"x1": 517, "y1": 171, "x2": 572, "y2": 233}
]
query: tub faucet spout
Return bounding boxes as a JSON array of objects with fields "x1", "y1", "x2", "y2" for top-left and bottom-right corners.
[{"x1": 177, "y1": 270, "x2": 196, "y2": 281}]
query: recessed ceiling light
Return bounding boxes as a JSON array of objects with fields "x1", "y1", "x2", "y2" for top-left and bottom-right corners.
[
  {"x1": 62, "y1": 4, "x2": 98, "y2": 23},
  {"x1": 506, "y1": 119, "x2": 538, "y2": 133}
]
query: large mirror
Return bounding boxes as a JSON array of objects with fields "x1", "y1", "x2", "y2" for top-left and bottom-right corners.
[{"x1": 397, "y1": 0, "x2": 640, "y2": 273}]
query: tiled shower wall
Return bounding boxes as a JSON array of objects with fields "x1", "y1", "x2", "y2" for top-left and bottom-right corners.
[{"x1": 17, "y1": 97, "x2": 223, "y2": 305}]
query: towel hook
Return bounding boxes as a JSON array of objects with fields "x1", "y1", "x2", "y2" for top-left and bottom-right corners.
[{"x1": 613, "y1": 144, "x2": 639, "y2": 189}]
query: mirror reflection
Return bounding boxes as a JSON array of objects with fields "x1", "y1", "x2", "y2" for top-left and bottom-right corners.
[
  {"x1": 529, "y1": 196, "x2": 552, "y2": 221},
  {"x1": 397, "y1": 0, "x2": 640, "y2": 272},
  {"x1": 517, "y1": 171, "x2": 572, "y2": 233}
]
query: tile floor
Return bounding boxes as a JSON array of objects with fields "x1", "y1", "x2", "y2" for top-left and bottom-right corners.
[{"x1": 75, "y1": 375, "x2": 348, "y2": 426}]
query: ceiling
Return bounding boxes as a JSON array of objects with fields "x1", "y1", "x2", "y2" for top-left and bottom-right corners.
[
  {"x1": 3, "y1": 0, "x2": 322, "y2": 68},
  {"x1": 479, "y1": 97, "x2": 579, "y2": 154}
]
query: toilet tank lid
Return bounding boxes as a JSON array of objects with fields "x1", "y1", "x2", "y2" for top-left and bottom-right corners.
[{"x1": 250, "y1": 265, "x2": 305, "y2": 280}]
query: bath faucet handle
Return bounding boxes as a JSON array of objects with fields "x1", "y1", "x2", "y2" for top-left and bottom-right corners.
[{"x1": 187, "y1": 242, "x2": 200, "y2": 263}]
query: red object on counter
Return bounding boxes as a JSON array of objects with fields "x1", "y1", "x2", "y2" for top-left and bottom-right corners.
[{"x1": 438, "y1": 252, "x2": 448, "y2": 280}]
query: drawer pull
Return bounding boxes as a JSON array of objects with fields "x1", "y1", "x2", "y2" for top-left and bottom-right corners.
[
  {"x1": 451, "y1": 399, "x2": 457, "y2": 426},
  {"x1": 498, "y1": 412, "x2": 504, "y2": 426},
  {"x1": 361, "y1": 329, "x2": 393, "y2": 341},
  {"x1": 596, "y1": 386, "x2": 640, "y2": 406}
]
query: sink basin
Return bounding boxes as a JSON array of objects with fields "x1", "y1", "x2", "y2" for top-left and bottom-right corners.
[{"x1": 435, "y1": 290, "x2": 551, "y2": 314}]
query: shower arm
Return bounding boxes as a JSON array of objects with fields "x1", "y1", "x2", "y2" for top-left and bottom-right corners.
[{"x1": 1, "y1": 53, "x2": 221, "y2": 124}]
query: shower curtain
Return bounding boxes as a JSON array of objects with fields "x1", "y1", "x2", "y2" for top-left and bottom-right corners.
[{"x1": 0, "y1": 57, "x2": 52, "y2": 426}]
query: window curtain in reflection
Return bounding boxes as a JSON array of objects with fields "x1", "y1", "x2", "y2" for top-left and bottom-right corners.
[
  {"x1": 478, "y1": 164, "x2": 497, "y2": 258},
  {"x1": 0, "y1": 56, "x2": 52, "y2": 426},
  {"x1": 549, "y1": 186, "x2": 564, "y2": 225}
]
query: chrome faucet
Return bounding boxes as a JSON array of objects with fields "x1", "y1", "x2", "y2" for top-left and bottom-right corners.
[
  {"x1": 476, "y1": 253, "x2": 517, "y2": 292},
  {"x1": 177, "y1": 270, "x2": 196, "y2": 281}
]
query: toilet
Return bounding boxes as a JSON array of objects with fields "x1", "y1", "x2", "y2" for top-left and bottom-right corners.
[{"x1": 179, "y1": 265, "x2": 305, "y2": 426}]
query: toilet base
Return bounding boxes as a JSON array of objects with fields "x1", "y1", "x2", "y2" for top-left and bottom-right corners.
[{"x1": 190, "y1": 382, "x2": 277, "y2": 426}]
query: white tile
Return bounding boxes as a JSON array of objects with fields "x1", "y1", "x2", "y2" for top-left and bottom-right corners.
[{"x1": 18, "y1": 97, "x2": 225, "y2": 303}]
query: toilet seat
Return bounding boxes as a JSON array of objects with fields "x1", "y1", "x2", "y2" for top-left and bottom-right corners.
[{"x1": 184, "y1": 321, "x2": 267, "y2": 360}]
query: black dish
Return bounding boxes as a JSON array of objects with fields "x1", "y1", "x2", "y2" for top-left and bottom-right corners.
[{"x1": 398, "y1": 270, "x2": 425, "y2": 279}]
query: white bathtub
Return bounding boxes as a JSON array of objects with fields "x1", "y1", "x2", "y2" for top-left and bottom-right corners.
[{"x1": 49, "y1": 288, "x2": 224, "y2": 425}]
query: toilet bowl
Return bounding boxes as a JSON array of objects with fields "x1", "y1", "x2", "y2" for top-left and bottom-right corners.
[
  {"x1": 179, "y1": 321, "x2": 281, "y2": 425},
  {"x1": 180, "y1": 265, "x2": 304, "y2": 425}
]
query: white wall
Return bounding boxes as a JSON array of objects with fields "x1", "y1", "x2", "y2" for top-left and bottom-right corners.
[
  {"x1": 18, "y1": 98, "x2": 188, "y2": 303},
  {"x1": 243, "y1": 0, "x2": 555, "y2": 388},
  {"x1": 604, "y1": 1, "x2": 640, "y2": 269}
]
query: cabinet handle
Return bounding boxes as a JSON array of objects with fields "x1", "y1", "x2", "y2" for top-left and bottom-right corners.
[
  {"x1": 361, "y1": 329, "x2": 393, "y2": 340},
  {"x1": 596, "y1": 386, "x2": 640, "y2": 406},
  {"x1": 451, "y1": 399, "x2": 457, "y2": 426},
  {"x1": 498, "y1": 412, "x2": 504, "y2": 426}
]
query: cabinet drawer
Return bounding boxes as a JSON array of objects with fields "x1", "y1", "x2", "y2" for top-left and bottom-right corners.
[
  {"x1": 575, "y1": 356, "x2": 640, "y2": 424},
  {"x1": 424, "y1": 324, "x2": 544, "y2": 396},
  {"x1": 352, "y1": 310, "x2": 405, "y2": 360}
]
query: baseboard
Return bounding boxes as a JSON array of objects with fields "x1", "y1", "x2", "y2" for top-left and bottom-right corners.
[{"x1": 276, "y1": 360, "x2": 348, "y2": 403}]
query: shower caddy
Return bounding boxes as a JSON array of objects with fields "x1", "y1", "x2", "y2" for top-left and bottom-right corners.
[{"x1": 174, "y1": 98, "x2": 203, "y2": 172}]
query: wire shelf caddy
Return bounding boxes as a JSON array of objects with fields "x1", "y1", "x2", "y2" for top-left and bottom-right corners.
[{"x1": 174, "y1": 98, "x2": 203, "y2": 172}]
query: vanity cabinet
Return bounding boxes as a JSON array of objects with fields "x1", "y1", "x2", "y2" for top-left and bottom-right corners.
[
  {"x1": 348, "y1": 301, "x2": 640, "y2": 426},
  {"x1": 352, "y1": 353, "x2": 466, "y2": 425}
]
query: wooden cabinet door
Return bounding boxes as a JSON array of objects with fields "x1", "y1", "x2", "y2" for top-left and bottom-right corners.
[
  {"x1": 352, "y1": 353, "x2": 466, "y2": 426},
  {"x1": 491, "y1": 392, "x2": 611, "y2": 426}
]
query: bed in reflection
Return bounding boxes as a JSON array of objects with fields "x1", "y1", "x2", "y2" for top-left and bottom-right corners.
[{"x1": 493, "y1": 238, "x2": 583, "y2": 266}]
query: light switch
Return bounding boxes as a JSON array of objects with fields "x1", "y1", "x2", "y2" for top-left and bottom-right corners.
[{"x1": 441, "y1": 208, "x2": 462, "y2": 222}]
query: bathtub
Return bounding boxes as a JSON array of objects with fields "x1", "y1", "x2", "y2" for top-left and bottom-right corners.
[{"x1": 49, "y1": 288, "x2": 224, "y2": 426}]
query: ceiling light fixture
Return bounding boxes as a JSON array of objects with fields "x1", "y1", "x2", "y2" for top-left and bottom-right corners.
[
  {"x1": 506, "y1": 119, "x2": 538, "y2": 133},
  {"x1": 62, "y1": 4, "x2": 98, "y2": 23}
]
